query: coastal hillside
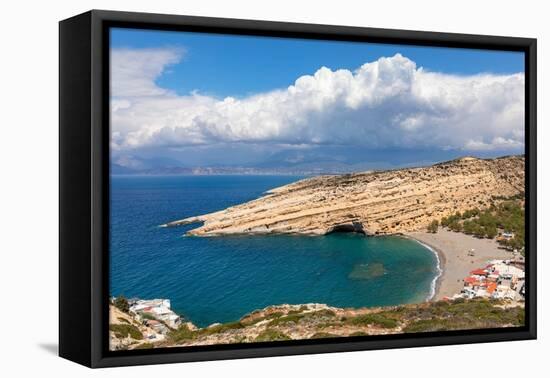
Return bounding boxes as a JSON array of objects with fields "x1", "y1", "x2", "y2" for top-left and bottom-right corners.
[
  {"x1": 163, "y1": 155, "x2": 524, "y2": 236},
  {"x1": 110, "y1": 299, "x2": 524, "y2": 350}
]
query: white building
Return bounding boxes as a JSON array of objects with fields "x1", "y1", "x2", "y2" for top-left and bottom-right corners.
[{"x1": 129, "y1": 298, "x2": 181, "y2": 329}]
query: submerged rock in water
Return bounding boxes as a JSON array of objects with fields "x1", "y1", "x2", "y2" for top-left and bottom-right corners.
[{"x1": 348, "y1": 262, "x2": 387, "y2": 280}]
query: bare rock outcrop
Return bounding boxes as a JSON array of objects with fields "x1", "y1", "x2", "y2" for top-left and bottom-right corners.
[{"x1": 163, "y1": 155, "x2": 524, "y2": 236}]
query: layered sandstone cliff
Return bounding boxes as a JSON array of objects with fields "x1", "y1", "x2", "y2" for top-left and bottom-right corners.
[{"x1": 163, "y1": 155, "x2": 524, "y2": 236}]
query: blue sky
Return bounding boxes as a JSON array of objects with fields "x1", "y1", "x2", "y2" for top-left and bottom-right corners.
[
  {"x1": 110, "y1": 28, "x2": 525, "y2": 172},
  {"x1": 111, "y1": 28, "x2": 524, "y2": 98}
]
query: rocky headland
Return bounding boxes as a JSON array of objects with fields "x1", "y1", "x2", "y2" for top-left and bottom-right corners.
[{"x1": 163, "y1": 155, "x2": 524, "y2": 237}]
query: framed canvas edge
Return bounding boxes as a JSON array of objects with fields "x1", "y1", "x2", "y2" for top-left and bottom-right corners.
[{"x1": 59, "y1": 9, "x2": 537, "y2": 368}]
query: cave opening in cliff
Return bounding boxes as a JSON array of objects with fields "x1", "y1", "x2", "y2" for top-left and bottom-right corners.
[{"x1": 327, "y1": 222, "x2": 366, "y2": 235}]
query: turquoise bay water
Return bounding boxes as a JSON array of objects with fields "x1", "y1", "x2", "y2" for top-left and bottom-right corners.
[{"x1": 110, "y1": 175, "x2": 438, "y2": 327}]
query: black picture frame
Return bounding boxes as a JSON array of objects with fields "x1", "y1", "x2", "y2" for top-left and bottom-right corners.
[{"x1": 59, "y1": 9, "x2": 537, "y2": 368}]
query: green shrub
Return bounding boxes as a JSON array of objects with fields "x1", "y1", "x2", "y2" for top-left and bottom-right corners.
[
  {"x1": 348, "y1": 313, "x2": 398, "y2": 329},
  {"x1": 427, "y1": 220, "x2": 439, "y2": 233},
  {"x1": 134, "y1": 343, "x2": 154, "y2": 349},
  {"x1": 448, "y1": 220, "x2": 463, "y2": 232},
  {"x1": 403, "y1": 318, "x2": 457, "y2": 333},
  {"x1": 113, "y1": 296, "x2": 129, "y2": 313},
  {"x1": 241, "y1": 311, "x2": 284, "y2": 325},
  {"x1": 310, "y1": 332, "x2": 339, "y2": 339},
  {"x1": 198, "y1": 321, "x2": 244, "y2": 336},
  {"x1": 168, "y1": 321, "x2": 245, "y2": 343},
  {"x1": 439, "y1": 199, "x2": 524, "y2": 247},
  {"x1": 485, "y1": 225, "x2": 498, "y2": 239},
  {"x1": 269, "y1": 309, "x2": 336, "y2": 327},
  {"x1": 313, "y1": 309, "x2": 337, "y2": 318},
  {"x1": 349, "y1": 331, "x2": 368, "y2": 337},
  {"x1": 109, "y1": 324, "x2": 143, "y2": 340},
  {"x1": 462, "y1": 208, "x2": 480, "y2": 219},
  {"x1": 168, "y1": 324, "x2": 196, "y2": 343},
  {"x1": 255, "y1": 329, "x2": 291, "y2": 342},
  {"x1": 402, "y1": 299, "x2": 525, "y2": 333},
  {"x1": 268, "y1": 313, "x2": 305, "y2": 327}
]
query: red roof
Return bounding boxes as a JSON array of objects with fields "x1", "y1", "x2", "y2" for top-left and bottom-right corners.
[
  {"x1": 487, "y1": 282, "x2": 498, "y2": 294},
  {"x1": 470, "y1": 269, "x2": 487, "y2": 276},
  {"x1": 464, "y1": 276, "x2": 479, "y2": 284}
]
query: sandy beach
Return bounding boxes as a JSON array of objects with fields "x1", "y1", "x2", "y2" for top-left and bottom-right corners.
[{"x1": 405, "y1": 230, "x2": 513, "y2": 300}]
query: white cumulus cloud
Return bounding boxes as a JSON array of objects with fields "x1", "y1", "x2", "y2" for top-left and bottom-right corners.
[
  {"x1": 111, "y1": 47, "x2": 184, "y2": 98},
  {"x1": 110, "y1": 48, "x2": 525, "y2": 154}
]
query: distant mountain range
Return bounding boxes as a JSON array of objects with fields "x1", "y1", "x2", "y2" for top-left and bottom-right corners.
[
  {"x1": 111, "y1": 147, "x2": 521, "y2": 176},
  {"x1": 111, "y1": 151, "x2": 440, "y2": 175},
  {"x1": 111, "y1": 164, "x2": 355, "y2": 176},
  {"x1": 110, "y1": 161, "x2": 437, "y2": 176}
]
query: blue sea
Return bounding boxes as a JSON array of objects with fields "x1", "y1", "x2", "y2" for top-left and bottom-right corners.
[{"x1": 110, "y1": 175, "x2": 439, "y2": 327}]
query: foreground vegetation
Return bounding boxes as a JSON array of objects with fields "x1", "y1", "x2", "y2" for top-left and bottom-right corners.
[{"x1": 159, "y1": 299, "x2": 524, "y2": 347}]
